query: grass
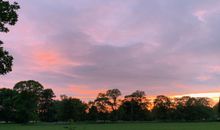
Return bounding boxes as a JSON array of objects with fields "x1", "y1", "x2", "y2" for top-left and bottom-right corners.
[{"x1": 0, "y1": 122, "x2": 220, "y2": 130}]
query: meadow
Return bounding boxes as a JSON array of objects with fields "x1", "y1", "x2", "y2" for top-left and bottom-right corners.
[{"x1": 1, "y1": 122, "x2": 220, "y2": 130}]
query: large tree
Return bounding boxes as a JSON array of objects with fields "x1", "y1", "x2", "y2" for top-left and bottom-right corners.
[
  {"x1": 59, "y1": 95, "x2": 87, "y2": 121},
  {"x1": 106, "y1": 89, "x2": 121, "y2": 120},
  {"x1": 106, "y1": 89, "x2": 121, "y2": 111},
  {"x1": 218, "y1": 97, "x2": 220, "y2": 118},
  {"x1": 87, "y1": 102, "x2": 98, "y2": 121},
  {"x1": 0, "y1": 0, "x2": 19, "y2": 75},
  {"x1": 0, "y1": 88, "x2": 17, "y2": 122},
  {"x1": 13, "y1": 80, "x2": 44, "y2": 123},
  {"x1": 94, "y1": 93, "x2": 110, "y2": 121},
  {"x1": 152, "y1": 95, "x2": 172, "y2": 120},
  {"x1": 0, "y1": 41, "x2": 13, "y2": 74},
  {"x1": 119, "y1": 90, "x2": 151, "y2": 121},
  {"x1": 39, "y1": 89, "x2": 56, "y2": 122}
]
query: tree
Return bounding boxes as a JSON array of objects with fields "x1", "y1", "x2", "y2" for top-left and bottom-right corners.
[
  {"x1": 127, "y1": 90, "x2": 146, "y2": 98},
  {"x1": 172, "y1": 96, "x2": 213, "y2": 121},
  {"x1": 94, "y1": 93, "x2": 109, "y2": 113},
  {"x1": 94, "y1": 93, "x2": 110, "y2": 121},
  {"x1": 39, "y1": 89, "x2": 56, "y2": 122},
  {"x1": 60, "y1": 95, "x2": 87, "y2": 121},
  {"x1": 119, "y1": 90, "x2": 151, "y2": 121},
  {"x1": 106, "y1": 89, "x2": 121, "y2": 120},
  {"x1": 0, "y1": 88, "x2": 17, "y2": 122},
  {"x1": 0, "y1": 0, "x2": 20, "y2": 32},
  {"x1": 87, "y1": 101, "x2": 98, "y2": 121},
  {"x1": 152, "y1": 95, "x2": 172, "y2": 120},
  {"x1": 106, "y1": 89, "x2": 121, "y2": 111},
  {"x1": 13, "y1": 80, "x2": 44, "y2": 96},
  {"x1": 218, "y1": 97, "x2": 220, "y2": 117},
  {"x1": 0, "y1": 0, "x2": 20, "y2": 75},
  {"x1": 0, "y1": 41, "x2": 13, "y2": 75},
  {"x1": 13, "y1": 80, "x2": 44, "y2": 123}
]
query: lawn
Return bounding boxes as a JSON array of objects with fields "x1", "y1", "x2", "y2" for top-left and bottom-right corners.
[{"x1": 0, "y1": 122, "x2": 220, "y2": 130}]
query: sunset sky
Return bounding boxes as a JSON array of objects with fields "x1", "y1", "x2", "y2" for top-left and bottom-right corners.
[{"x1": 1, "y1": 0, "x2": 220, "y2": 101}]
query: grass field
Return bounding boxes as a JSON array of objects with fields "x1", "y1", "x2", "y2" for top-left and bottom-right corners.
[{"x1": 1, "y1": 122, "x2": 220, "y2": 130}]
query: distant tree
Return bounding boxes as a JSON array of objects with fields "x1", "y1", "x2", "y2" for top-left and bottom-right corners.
[
  {"x1": 60, "y1": 96, "x2": 87, "y2": 121},
  {"x1": 152, "y1": 95, "x2": 172, "y2": 120},
  {"x1": 172, "y1": 96, "x2": 213, "y2": 121},
  {"x1": 94, "y1": 93, "x2": 109, "y2": 113},
  {"x1": 39, "y1": 89, "x2": 56, "y2": 122},
  {"x1": 106, "y1": 89, "x2": 121, "y2": 120},
  {"x1": 94, "y1": 93, "x2": 110, "y2": 121},
  {"x1": 128, "y1": 90, "x2": 146, "y2": 98},
  {"x1": 218, "y1": 97, "x2": 220, "y2": 117},
  {"x1": 13, "y1": 80, "x2": 44, "y2": 123},
  {"x1": 0, "y1": 0, "x2": 20, "y2": 75},
  {"x1": 52, "y1": 100, "x2": 62, "y2": 121},
  {"x1": 119, "y1": 90, "x2": 151, "y2": 121},
  {"x1": 106, "y1": 89, "x2": 121, "y2": 111},
  {"x1": 87, "y1": 101, "x2": 98, "y2": 121},
  {"x1": 0, "y1": 88, "x2": 17, "y2": 122}
]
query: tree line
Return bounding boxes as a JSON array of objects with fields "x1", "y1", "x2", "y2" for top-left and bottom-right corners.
[{"x1": 0, "y1": 80, "x2": 220, "y2": 123}]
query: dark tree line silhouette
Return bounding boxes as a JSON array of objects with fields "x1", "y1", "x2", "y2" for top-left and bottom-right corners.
[{"x1": 0, "y1": 80, "x2": 219, "y2": 123}]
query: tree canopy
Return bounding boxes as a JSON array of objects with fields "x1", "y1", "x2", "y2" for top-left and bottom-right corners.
[
  {"x1": 0, "y1": 0, "x2": 20, "y2": 33},
  {"x1": 0, "y1": 0, "x2": 20, "y2": 75}
]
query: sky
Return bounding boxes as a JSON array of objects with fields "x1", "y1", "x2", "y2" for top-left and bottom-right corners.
[{"x1": 1, "y1": 0, "x2": 220, "y2": 101}]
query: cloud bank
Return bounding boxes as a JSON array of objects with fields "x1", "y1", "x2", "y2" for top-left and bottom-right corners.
[{"x1": 1, "y1": 0, "x2": 220, "y2": 100}]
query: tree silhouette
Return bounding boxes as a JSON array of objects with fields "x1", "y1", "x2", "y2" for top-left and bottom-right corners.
[
  {"x1": 0, "y1": 0, "x2": 19, "y2": 75},
  {"x1": 218, "y1": 97, "x2": 220, "y2": 118},
  {"x1": 0, "y1": 88, "x2": 17, "y2": 122},
  {"x1": 0, "y1": 41, "x2": 13, "y2": 74},
  {"x1": 94, "y1": 93, "x2": 109, "y2": 113},
  {"x1": 59, "y1": 95, "x2": 87, "y2": 121},
  {"x1": 106, "y1": 89, "x2": 121, "y2": 111},
  {"x1": 13, "y1": 80, "x2": 44, "y2": 123},
  {"x1": 119, "y1": 90, "x2": 151, "y2": 121},
  {"x1": 105, "y1": 89, "x2": 121, "y2": 120},
  {"x1": 87, "y1": 102, "x2": 98, "y2": 121},
  {"x1": 0, "y1": 0, "x2": 19, "y2": 32},
  {"x1": 39, "y1": 89, "x2": 56, "y2": 122},
  {"x1": 152, "y1": 95, "x2": 172, "y2": 120}
]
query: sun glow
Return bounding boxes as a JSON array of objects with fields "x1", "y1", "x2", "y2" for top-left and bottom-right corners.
[{"x1": 174, "y1": 92, "x2": 220, "y2": 104}]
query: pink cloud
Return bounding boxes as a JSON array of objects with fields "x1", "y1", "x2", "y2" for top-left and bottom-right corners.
[
  {"x1": 209, "y1": 65, "x2": 220, "y2": 73},
  {"x1": 193, "y1": 10, "x2": 207, "y2": 22},
  {"x1": 50, "y1": 84, "x2": 107, "y2": 101},
  {"x1": 30, "y1": 47, "x2": 81, "y2": 72},
  {"x1": 196, "y1": 75, "x2": 212, "y2": 81}
]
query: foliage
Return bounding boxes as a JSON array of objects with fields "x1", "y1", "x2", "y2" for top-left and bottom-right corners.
[
  {"x1": 0, "y1": 0, "x2": 20, "y2": 75},
  {"x1": 39, "y1": 89, "x2": 56, "y2": 122},
  {"x1": 0, "y1": 41, "x2": 13, "y2": 75},
  {"x1": 152, "y1": 95, "x2": 172, "y2": 120},
  {"x1": 0, "y1": 88, "x2": 17, "y2": 122},
  {"x1": 13, "y1": 80, "x2": 44, "y2": 123},
  {"x1": 118, "y1": 90, "x2": 151, "y2": 121},
  {"x1": 0, "y1": 0, "x2": 20, "y2": 33},
  {"x1": 59, "y1": 95, "x2": 87, "y2": 121}
]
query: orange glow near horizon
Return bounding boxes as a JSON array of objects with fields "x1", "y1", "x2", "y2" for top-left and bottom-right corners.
[{"x1": 172, "y1": 92, "x2": 220, "y2": 105}]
